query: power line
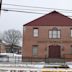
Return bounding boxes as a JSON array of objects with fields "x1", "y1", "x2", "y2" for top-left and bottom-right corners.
[
  {"x1": 2, "y1": 6, "x2": 72, "y2": 16},
  {"x1": 3, "y1": 7, "x2": 72, "y2": 14},
  {"x1": 3, "y1": 3, "x2": 54, "y2": 9},
  {"x1": 3, "y1": 3, "x2": 72, "y2": 15},
  {"x1": 3, "y1": 3, "x2": 72, "y2": 12},
  {"x1": 2, "y1": 7, "x2": 51, "y2": 12},
  {"x1": 2, "y1": 3, "x2": 72, "y2": 17},
  {"x1": 1, "y1": 8, "x2": 72, "y2": 17},
  {"x1": 2, "y1": 4, "x2": 72, "y2": 17},
  {"x1": 2, "y1": 9, "x2": 45, "y2": 14}
]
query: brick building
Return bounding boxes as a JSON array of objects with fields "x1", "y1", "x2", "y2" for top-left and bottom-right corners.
[{"x1": 22, "y1": 11, "x2": 72, "y2": 62}]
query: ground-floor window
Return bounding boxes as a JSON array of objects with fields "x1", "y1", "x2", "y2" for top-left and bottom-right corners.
[{"x1": 32, "y1": 45, "x2": 38, "y2": 56}]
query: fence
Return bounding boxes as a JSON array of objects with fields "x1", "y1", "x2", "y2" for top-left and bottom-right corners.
[
  {"x1": 0, "y1": 53, "x2": 22, "y2": 63},
  {"x1": 0, "y1": 56, "x2": 72, "y2": 64},
  {"x1": 22, "y1": 57, "x2": 72, "y2": 63}
]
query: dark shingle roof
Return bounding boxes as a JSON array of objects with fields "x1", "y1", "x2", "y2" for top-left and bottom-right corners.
[{"x1": 24, "y1": 11, "x2": 72, "y2": 26}]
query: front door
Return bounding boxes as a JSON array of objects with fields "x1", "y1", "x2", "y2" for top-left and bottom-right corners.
[{"x1": 49, "y1": 45, "x2": 61, "y2": 58}]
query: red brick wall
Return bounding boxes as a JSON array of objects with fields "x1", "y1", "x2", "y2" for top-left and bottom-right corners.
[{"x1": 22, "y1": 26, "x2": 72, "y2": 60}]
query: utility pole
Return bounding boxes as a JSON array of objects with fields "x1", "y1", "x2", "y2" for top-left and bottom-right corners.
[{"x1": 0, "y1": 0, "x2": 2, "y2": 14}]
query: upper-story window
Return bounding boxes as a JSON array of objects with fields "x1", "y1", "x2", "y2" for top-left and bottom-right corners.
[
  {"x1": 33, "y1": 28, "x2": 38, "y2": 37},
  {"x1": 49, "y1": 28, "x2": 60, "y2": 38},
  {"x1": 71, "y1": 29, "x2": 72, "y2": 37}
]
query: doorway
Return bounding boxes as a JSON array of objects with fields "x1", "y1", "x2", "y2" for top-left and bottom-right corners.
[{"x1": 49, "y1": 45, "x2": 61, "y2": 58}]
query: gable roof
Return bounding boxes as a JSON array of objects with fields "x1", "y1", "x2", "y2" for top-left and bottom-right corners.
[{"x1": 24, "y1": 11, "x2": 72, "y2": 26}]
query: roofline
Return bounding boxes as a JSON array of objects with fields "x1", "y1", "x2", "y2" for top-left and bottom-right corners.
[{"x1": 23, "y1": 10, "x2": 72, "y2": 26}]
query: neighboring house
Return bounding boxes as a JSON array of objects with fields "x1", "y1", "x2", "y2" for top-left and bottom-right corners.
[
  {"x1": 5, "y1": 44, "x2": 21, "y2": 54},
  {"x1": 0, "y1": 40, "x2": 22, "y2": 62},
  {"x1": 0, "y1": 40, "x2": 21, "y2": 54},
  {"x1": 22, "y1": 11, "x2": 72, "y2": 62},
  {"x1": 0, "y1": 40, "x2": 6, "y2": 53}
]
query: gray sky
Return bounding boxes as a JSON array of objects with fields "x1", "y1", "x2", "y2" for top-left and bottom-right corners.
[{"x1": 0, "y1": 0, "x2": 72, "y2": 32}]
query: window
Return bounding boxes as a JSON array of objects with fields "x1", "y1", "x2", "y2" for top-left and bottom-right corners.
[
  {"x1": 71, "y1": 29, "x2": 72, "y2": 37},
  {"x1": 33, "y1": 28, "x2": 38, "y2": 37},
  {"x1": 49, "y1": 28, "x2": 60, "y2": 38},
  {"x1": 32, "y1": 45, "x2": 38, "y2": 56},
  {"x1": 49, "y1": 31, "x2": 52, "y2": 38},
  {"x1": 52, "y1": 30, "x2": 57, "y2": 38},
  {"x1": 58, "y1": 30, "x2": 60, "y2": 38}
]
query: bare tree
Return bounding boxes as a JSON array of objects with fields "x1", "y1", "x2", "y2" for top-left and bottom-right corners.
[{"x1": 3, "y1": 29, "x2": 22, "y2": 53}]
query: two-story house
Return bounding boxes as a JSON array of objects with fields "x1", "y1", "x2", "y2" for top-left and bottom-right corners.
[{"x1": 22, "y1": 11, "x2": 72, "y2": 62}]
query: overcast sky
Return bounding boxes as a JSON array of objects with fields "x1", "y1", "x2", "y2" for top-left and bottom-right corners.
[{"x1": 0, "y1": 0, "x2": 72, "y2": 32}]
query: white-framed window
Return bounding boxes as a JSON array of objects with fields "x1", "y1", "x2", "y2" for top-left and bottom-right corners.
[
  {"x1": 58, "y1": 30, "x2": 60, "y2": 38},
  {"x1": 71, "y1": 29, "x2": 72, "y2": 37},
  {"x1": 49, "y1": 29, "x2": 60, "y2": 38},
  {"x1": 32, "y1": 45, "x2": 38, "y2": 56},
  {"x1": 49, "y1": 31, "x2": 52, "y2": 38},
  {"x1": 33, "y1": 28, "x2": 38, "y2": 37},
  {"x1": 52, "y1": 30, "x2": 57, "y2": 38}
]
